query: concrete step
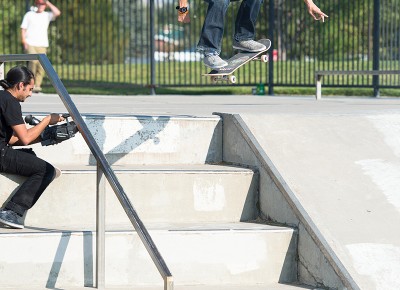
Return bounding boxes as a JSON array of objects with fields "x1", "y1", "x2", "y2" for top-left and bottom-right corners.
[
  {"x1": 0, "y1": 222, "x2": 297, "y2": 289},
  {"x1": 23, "y1": 114, "x2": 222, "y2": 165},
  {"x1": 0, "y1": 164, "x2": 258, "y2": 228}
]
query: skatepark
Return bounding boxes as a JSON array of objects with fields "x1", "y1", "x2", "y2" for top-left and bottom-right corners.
[
  {"x1": 1, "y1": 0, "x2": 399, "y2": 288},
  {"x1": 0, "y1": 89, "x2": 399, "y2": 289}
]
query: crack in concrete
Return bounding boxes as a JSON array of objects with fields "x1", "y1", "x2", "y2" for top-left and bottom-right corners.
[{"x1": 298, "y1": 252, "x2": 332, "y2": 289}]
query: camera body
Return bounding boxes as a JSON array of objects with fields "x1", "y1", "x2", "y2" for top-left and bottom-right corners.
[{"x1": 24, "y1": 114, "x2": 79, "y2": 146}]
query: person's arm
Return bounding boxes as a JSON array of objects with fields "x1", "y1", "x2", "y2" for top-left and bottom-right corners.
[
  {"x1": 177, "y1": 0, "x2": 190, "y2": 23},
  {"x1": 9, "y1": 114, "x2": 64, "y2": 146},
  {"x1": 46, "y1": 1, "x2": 61, "y2": 18},
  {"x1": 304, "y1": 0, "x2": 328, "y2": 22},
  {"x1": 21, "y1": 28, "x2": 28, "y2": 51}
]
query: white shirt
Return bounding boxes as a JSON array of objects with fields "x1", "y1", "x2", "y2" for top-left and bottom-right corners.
[{"x1": 21, "y1": 11, "x2": 55, "y2": 47}]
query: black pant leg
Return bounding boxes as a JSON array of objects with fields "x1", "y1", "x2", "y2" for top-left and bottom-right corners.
[{"x1": 0, "y1": 146, "x2": 55, "y2": 215}]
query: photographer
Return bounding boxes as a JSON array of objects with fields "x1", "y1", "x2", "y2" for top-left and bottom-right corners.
[{"x1": 0, "y1": 66, "x2": 64, "y2": 229}]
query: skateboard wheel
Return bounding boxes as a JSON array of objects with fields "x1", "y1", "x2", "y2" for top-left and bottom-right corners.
[
  {"x1": 261, "y1": 55, "x2": 269, "y2": 63},
  {"x1": 211, "y1": 76, "x2": 218, "y2": 83},
  {"x1": 229, "y1": 75, "x2": 237, "y2": 84}
]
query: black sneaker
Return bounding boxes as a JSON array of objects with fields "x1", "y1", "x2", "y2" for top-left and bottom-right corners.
[{"x1": 0, "y1": 209, "x2": 24, "y2": 229}]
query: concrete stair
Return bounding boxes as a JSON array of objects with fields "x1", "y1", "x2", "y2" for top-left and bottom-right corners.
[
  {"x1": 0, "y1": 114, "x2": 305, "y2": 289},
  {"x1": 0, "y1": 223, "x2": 297, "y2": 288},
  {"x1": 1, "y1": 164, "x2": 259, "y2": 227},
  {"x1": 25, "y1": 115, "x2": 223, "y2": 166}
]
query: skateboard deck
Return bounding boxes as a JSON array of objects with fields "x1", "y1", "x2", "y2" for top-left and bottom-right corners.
[{"x1": 204, "y1": 38, "x2": 271, "y2": 84}]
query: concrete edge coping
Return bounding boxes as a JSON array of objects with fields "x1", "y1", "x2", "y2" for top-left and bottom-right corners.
[
  {"x1": 0, "y1": 222, "x2": 295, "y2": 236},
  {"x1": 213, "y1": 112, "x2": 360, "y2": 290},
  {"x1": 24, "y1": 113, "x2": 222, "y2": 121},
  {"x1": 7, "y1": 164, "x2": 257, "y2": 173}
]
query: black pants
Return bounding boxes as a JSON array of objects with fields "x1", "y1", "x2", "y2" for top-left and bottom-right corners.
[{"x1": 0, "y1": 146, "x2": 55, "y2": 216}]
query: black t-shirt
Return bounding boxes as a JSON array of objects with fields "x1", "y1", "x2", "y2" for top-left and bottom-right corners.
[{"x1": 0, "y1": 90, "x2": 24, "y2": 148}]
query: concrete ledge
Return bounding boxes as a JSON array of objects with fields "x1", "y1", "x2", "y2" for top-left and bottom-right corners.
[{"x1": 21, "y1": 114, "x2": 222, "y2": 165}]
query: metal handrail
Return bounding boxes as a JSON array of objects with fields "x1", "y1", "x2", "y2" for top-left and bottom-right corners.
[{"x1": 0, "y1": 54, "x2": 173, "y2": 290}]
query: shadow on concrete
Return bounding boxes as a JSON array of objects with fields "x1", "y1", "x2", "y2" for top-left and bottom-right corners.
[
  {"x1": 87, "y1": 115, "x2": 171, "y2": 165},
  {"x1": 45, "y1": 232, "x2": 71, "y2": 289},
  {"x1": 240, "y1": 169, "x2": 260, "y2": 222},
  {"x1": 278, "y1": 230, "x2": 298, "y2": 283},
  {"x1": 43, "y1": 231, "x2": 94, "y2": 289}
]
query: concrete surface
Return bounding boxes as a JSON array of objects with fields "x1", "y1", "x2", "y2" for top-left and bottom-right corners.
[
  {"x1": 218, "y1": 113, "x2": 348, "y2": 289},
  {"x1": 24, "y1": 115, "x2": 222, "y2": 165},
  {"x1": 0, "y1": 223, "x2": 296, "y2": 288},
  {"x1": 15, "y1": 93, "x2": 400, "y2": 289},
  {"x1": 21, "y1": 93, "x2": 400, "y2": 116},
  {"x1": 239, "y1": 113, "x2": 400, "y2": 290},
  {"x1": 0, "y1": 164, "x2": 258, "y2": 227}
]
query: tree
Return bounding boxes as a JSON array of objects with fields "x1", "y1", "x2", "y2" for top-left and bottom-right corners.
[
  {"x1": 55, "y1": 0, "x2": 128, "y2": 64},
  {"x1": 0, "y1": 1, "x2": 26, "y2": 55}
]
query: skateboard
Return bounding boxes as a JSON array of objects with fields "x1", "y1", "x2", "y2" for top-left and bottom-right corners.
[{"x1": 204, "y1": 38, "x2": 271, "y2": 84}]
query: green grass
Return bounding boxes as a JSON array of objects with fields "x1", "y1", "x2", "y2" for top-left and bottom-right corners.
[{"x1": 39, "y1": 61, "x2": 399, "y2": 97}]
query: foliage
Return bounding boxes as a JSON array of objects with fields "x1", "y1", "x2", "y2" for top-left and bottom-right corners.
[
  {"x1": 112, "y1": 0, "x2": 149, "y2": 58},
  {"x1": 0, "y1": 2, "x2": 26, "y2": 55},
  {"x1": 53, "y1": 0, "x2": 128, "y2": 65}
]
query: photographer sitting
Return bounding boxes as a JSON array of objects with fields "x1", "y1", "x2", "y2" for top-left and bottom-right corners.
[{"x1": 0, "y1": 66, "x2": 64, "y2": 229}]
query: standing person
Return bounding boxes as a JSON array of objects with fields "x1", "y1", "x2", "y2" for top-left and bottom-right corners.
[
  {"x1": 21, "y1": 0, "x2": 61, "y2": 93},
  {"x1": 177, "y1": 0, "x2": 328, "y2": 69},
  {"x1": 0, "y1": 66, "x2": 64, "y2": 229}
]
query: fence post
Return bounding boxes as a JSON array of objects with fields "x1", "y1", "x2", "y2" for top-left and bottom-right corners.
[
  {"x1": 150, "y1": 0, "x2": 156, "y2": 95},
  {"x1": 372, "y1": 0, "x2": 380, "y2": 97},
  {"x1": 268, "y1": 0, "x2": 275, "y2": 95}
]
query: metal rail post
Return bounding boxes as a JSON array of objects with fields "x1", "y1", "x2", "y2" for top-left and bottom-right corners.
[
  {"x1": 96, "y1": 164, "x2": 106, "y2": 289},
  {"x1": 372, "y1": 0, "x2": 380, "y2": 97}
]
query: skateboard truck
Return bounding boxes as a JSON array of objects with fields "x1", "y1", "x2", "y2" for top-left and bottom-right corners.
[{"x1": 210, "y1": 75, "x2": 237, "y2": 84}]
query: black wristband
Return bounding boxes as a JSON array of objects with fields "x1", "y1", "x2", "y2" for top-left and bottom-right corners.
[{"x1": 176, "y1": 6, "x2": 188, "y2": 14}]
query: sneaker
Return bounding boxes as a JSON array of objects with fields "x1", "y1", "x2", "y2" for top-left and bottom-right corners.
[
  {"x1": 0, "y1": 209, "x2": 24, "y2": 229},
  {"x1": 233, "y1": 39, "x2": 267, "y2": 52},
  {"x1": 203, "y1": 54, "x2": 228, "y2": 69}
]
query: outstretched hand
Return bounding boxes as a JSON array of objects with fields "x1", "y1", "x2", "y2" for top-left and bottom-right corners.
[{"x1": 304, "y1": 0, "x2": 328, "y2": 22}]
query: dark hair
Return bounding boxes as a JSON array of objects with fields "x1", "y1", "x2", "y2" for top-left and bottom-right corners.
[{"x1": 0, "y1": 66, "x2": 34, "y2": 90}]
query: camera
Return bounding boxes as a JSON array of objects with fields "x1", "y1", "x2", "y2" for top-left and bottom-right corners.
[{"x1": 24, "y1": 113, "x2": 79, "y2": 146}]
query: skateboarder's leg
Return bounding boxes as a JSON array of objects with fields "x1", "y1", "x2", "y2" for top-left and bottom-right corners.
[
  {"x1": 197, "y1": 0, "x2": 230, "y2": 56},
  {"x1": 233, "y1": 0, "x2": 266, "y2": 52}
]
